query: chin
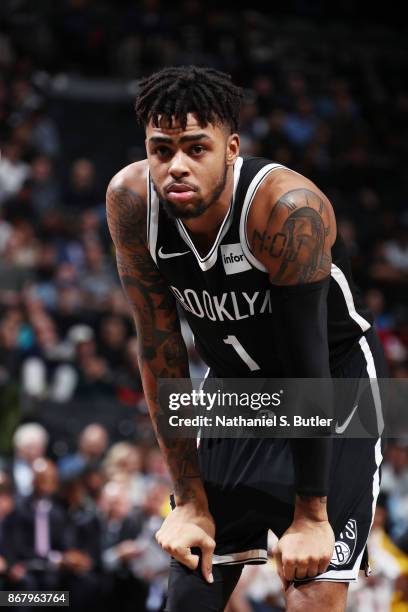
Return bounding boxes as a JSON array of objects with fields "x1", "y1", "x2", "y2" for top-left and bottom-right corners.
[{"x1": 162, "y1": 198, "x2": 209, "y2": 220}]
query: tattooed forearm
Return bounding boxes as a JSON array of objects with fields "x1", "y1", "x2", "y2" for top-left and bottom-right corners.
[
  {"x1": 106, "y1": 181, "x2": 204, "y2": 504},
  {"x1": 251, "y1": 188, "x2": 332, "y2": 284}
]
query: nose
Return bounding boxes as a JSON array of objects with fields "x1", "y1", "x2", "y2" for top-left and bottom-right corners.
[{"x1": 168, "y1": 150, "x2": 189, "y2": 179}]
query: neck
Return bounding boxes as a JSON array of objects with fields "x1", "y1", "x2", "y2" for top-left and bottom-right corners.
[{"x1": 181, "y1": 165, "x2": 235, "y2": 239}]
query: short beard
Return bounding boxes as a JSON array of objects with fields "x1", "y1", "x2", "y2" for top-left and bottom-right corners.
[{"x1": 154, "y1": 164, "x2": 228, "y2": 221}]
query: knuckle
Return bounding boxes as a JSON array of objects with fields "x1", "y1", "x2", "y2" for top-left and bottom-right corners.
[{"x1": 282, "y1": 557, "x2": 296, "y2": 567}]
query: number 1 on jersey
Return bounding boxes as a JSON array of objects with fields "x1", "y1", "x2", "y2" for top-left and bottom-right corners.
[{"x1": 223, "y1": 335, "x2": 260, "y2": 371}]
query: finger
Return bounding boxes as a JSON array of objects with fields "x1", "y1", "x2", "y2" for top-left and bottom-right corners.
[
  {"x1": 181, "y1": 552, "x2": 201, "y2": 571},
  {"x1": 307, "y1": 557, "x2": 319, "y2": 578},
  {"x1": 294, "y1": 562, "x2": 309, "y2": 581},
  {"x1": 170, "y1": 545, "x2": 200, "y2": 570},
  {"x1": 282, "y1": 558, "x2": 296, "y2": 582},
  {"x1": 200, "y1": 537, "x2": 215, "y2": 583}
]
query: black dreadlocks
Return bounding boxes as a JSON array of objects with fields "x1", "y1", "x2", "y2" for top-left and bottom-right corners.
[{"x1": 134, "y1": 65, "x2": 243, "y2": 133}]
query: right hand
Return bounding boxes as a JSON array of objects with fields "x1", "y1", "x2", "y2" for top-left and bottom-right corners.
[{"x1": 155, "y1": 503, "x2": 216, "y2": 583}]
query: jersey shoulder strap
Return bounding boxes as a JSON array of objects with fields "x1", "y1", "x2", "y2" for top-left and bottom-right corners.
[{"x1": 236, "y1": 156, "x2": 285, "y2": 272}]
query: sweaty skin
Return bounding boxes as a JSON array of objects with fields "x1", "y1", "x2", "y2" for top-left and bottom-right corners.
[{"x1": 106, "y1": 112, "x2": 344, "y2": 609}]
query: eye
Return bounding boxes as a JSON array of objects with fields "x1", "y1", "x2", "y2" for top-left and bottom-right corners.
[
  {"x1": 190, "y1": 144, "x2": 205, "y2": 155},
  {"x1": 154, "y1": 146, "x2": 172, "y2": 158}
]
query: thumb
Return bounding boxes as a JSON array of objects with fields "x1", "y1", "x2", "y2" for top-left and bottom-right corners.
[{"x1": 200, "y1": 537, "x2": 215, "y2": 584}]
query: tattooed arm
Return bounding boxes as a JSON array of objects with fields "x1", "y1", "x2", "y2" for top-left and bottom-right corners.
[
  {"x1": 248, "y1": 183, "x2": 336, "y2": 583},
  {"x1": 106, "y1": 172, "x2": 215, "y2": 581}
]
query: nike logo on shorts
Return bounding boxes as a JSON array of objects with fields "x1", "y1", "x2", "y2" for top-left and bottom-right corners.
[
  {"x1": 334, "y1": 404, "x2": 359, "y2": 434},
  {"x1": 158, "y1": 246, "x2": 190, "y2": 259}
]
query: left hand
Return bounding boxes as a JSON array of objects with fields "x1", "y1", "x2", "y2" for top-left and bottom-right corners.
[{"x1": 273, "y1": 517, "x2": 335, "y2": 588}]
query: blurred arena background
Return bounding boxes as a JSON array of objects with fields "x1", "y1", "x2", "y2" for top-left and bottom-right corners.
[{"x1": 0, "y1": 1, "x2": 408, "y2": 610}]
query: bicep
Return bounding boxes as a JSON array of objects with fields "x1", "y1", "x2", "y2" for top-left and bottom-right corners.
[{"x1": 249, "y1": 188, "x2": 333, "y2": 285}]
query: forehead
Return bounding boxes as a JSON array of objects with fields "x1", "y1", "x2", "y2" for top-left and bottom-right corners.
[{"x1": 146, "y1": 112, "x2": 225, "y2": 141}]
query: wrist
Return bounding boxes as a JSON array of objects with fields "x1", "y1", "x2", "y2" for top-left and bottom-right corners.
[
  {"x1": 174, "y1": 479, "x2": 208, "y2": 510},
  {"x1": 294, "y1": 494, "x2": 328, "y2": 522}
]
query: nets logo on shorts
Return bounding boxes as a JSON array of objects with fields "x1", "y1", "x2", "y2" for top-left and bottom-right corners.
[
  {"x1": 330, "y1": 519, "x2": 357, "y2": 567},
  {"x1": 220, "y1": 244, "x2": 251, "y2": 275}
]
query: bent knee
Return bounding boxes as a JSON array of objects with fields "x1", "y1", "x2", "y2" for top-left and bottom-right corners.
[{"x1": 286, "y1": 580, "x2": 349, "y2": 612}]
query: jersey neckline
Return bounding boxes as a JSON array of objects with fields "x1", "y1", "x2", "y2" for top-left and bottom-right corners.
[{"x1": 174, "y1": 156, "x2": 244, "y2": 265}]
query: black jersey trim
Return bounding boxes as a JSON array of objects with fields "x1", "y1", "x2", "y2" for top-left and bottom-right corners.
[{"x1": 212, "y1": 548, "x2": 268, "y2": 566}]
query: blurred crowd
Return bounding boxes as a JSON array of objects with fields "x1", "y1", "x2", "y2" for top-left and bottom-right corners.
[
  {"x1": 0, "y1": 422, "x2": 171, "y2": 611},
  {"x1": 1, "y1": 1, "x2": 408, "y2": 610}
]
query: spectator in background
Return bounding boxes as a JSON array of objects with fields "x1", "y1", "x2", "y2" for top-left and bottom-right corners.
[
  {"x1": 79, "y1": 238, "x2": 117, "y2": 308},
  {"x1": 63, "y1": 158, "x2": 102, "y2": 211},
  {"x1": 0, "y1": 308, "x2": 23, "y2": 383},
  {"x1": 98, "y1": 315, "x2": 129, "y2": 373},
  {"x1": 1, "y1": 459, "x2": 72, "y2": 592},
  {"x1": 381, "y1": 441, "x2": 408, "y2": 542},
  {"x1": 58, "y1": 472, "x2": 105, "y2": 612},
  {"x1": 103, "y1": 442, "x2": 146, "y2": 507},
  {"x1": 99, "y1": 481, "x2": 149, "y2": 612},
  {"x1": 30, "y1": 155, "x2": 60, "y2": 217},
  {"x1": 29, "y1": 106, "x2": 61, "y2": 159},
  {"x1": 74, "y1": 353, "x2": 116, "y2": 400},
  {"x1": 283, "y1": 96, "x2": 318, "y2": 149},
  {"x1": 115, "y1": 336, "x2": 144, "y2": 407},
  {"x1": 130, "y1": 479, "x2": 171, "y2": 611},
  {"x1": 58, "y1": 423, "x2": 109, "y2": 480},
  {"x1": 0, "y1": 472, "x2": 14, "y2": 586},
  {"x1": 21, "y1": 312, "x2": 74, "y2": 401},
  {"x1": 3, "y1": 218, "x2": 40, "y2": 269},
  {"x1": 81, "y1": 462, "x2": 106, "y2": 510},
  {"x1": 384, "y1": 224, "x2": 408, "y2": 278},
  {"x1": 0, "y1": 142, "x2": 30, "y2": 204},
  {"x1": 143, "y1": 448, "x2": 170, "y2": 485},
  {"x1": 9, "y1": 423, "x2": 48, "y2": 498}
]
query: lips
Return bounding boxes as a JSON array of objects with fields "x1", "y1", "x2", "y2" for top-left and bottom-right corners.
[
  {"x1": 166, "y1": 182, "x2": 197, "y2": 202},
  {"x1": 166, "y1": 182, "x2": 196, "y2": 193}
]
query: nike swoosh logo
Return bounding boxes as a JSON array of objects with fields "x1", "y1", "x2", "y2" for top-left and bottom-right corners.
[
  {"x1": 334, "y1": 404, "x2": 359, "y2": 434},
  {"x1": 158, "y1": 246, "x2": 190, "y2": 259}
]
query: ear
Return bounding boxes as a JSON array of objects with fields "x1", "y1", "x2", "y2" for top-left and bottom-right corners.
[{"x1": 226, "y1": 133, "x2": 240, "y2": 166}]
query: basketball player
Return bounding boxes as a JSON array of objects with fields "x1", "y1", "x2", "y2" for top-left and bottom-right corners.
[{"x1": 106, "y1": 66, "x2": 386, "y2": 611}]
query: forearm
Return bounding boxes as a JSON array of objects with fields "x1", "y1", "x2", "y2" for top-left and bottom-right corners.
[
  {"x1": 269, "y1": 278, "x2": 333, "y2": 500},
  {"x1": 138, "y1": 331, "x2": 208, "y2": 508}
]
